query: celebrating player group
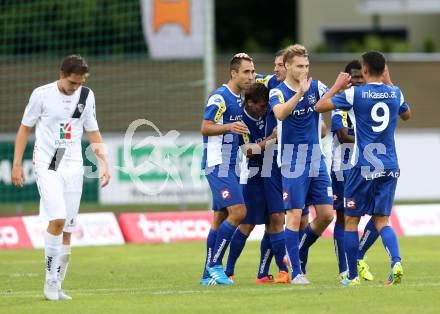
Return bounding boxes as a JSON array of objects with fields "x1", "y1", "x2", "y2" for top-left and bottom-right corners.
[
  {"x1": 10, "y1": 47, "x2": 411, "y2": 301},
  {"x1": 200, "y1": 45, "x2": 411, "y2": 286}
]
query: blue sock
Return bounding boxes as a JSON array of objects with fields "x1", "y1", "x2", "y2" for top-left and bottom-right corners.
[
  {"x1": 380, "y1": 226, "x2": 401, "y2": 267},
  {"x1": 299, "y1": 224, "x2": 320, "y2": 274},
  {"x1": 333, "y1": 223, "x2": 347, "y2": 274},
  {"x1": 257, "y1": 232, "x2": 274, "y2": 278},
  {"x1": 269, "y1": 231, "x2": 288, "y2": 272},
  {"x1": 358, "y1": 218, "x2": 379, "y2": 260},
  {"x1": 202, "y1": 229, "x2": 217, "y2": 279},
  {"x1": 344, "y1": 231, "x2": 359, "y2": 280},
  {"x1": 209, "y1": 220, "x2": 236, "y2": 267},
  {"x1": 285, "y1": 228, "x2": 301, "y2": 277},
  {"x1": 225, "y1": 229, "x2": 248, "y2": 276}
]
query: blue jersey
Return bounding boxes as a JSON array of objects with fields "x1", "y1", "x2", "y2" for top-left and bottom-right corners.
[
  {"x1": 256, "y1": 74, "x2": 282, "y2": 176},
  {"x1": 332, "y1": 83, "x2": 410, "y2": 170},
  {"x1": 255, "y1": 74, "x2": 280, "y2": 137},
  {"x1": 331, "y1": 109, "x2": 354, "y2": 171},
  {"x1": 239, "y1": 108, "x2": 266, "y2": 184},
  {"x1": 256, "y1": 74, "x2": 280, "y2": 90},
  {"x1": 269, "y1": 80, "x2": 328, "y2": 167},
  {"x1": 202, "y1": 84, "x2": 243, "y2": 169}
]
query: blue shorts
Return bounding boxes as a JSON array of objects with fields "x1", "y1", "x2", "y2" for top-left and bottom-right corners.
[
  {"x1": 331, "y1": 169, "x2": 350, "y2": 212},
  {"x1": 263, "y1": 165, "x2": 285, "y2": 214},
  {"x1": 241, "y1": 180, "x2": 268, "y2": 225},
  {"x1": 344, "y1": 167, "x2": 399, "y2": 217},
  {"x1": 205, "y1": 165, "x2": 244, "y2": 211},
  {"x1": 281, "y1": 159, "x2": 333, "y2": 210}
]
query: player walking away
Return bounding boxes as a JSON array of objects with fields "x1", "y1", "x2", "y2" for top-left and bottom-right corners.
[
  {"x1": 270, "y1": 44, "x2": 350, "y2": 284},
  {"x1": 200, "y1": 53, "x2": 255, "y2": 285},
  {"x1": 11, "y1": 55, "x2": 110, "y2": 300},
  {"x1": 331, "y1": 60, "x2": 376, "y2": 281},
  {"x1": 315, "y1": 51, "x2": 411, "y2": 286},
  {"x1": 224, "y1": 83, "x2": 279, "y2": 283}
]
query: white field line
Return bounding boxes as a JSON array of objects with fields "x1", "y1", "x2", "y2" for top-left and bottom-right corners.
[{"x1": 1, "y1": 282, "x2": 440, "y2": 298}]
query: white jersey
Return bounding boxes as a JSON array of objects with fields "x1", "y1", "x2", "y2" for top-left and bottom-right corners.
[{"x1": 21, "y1": 81, "x2": 99, "y2": 169}]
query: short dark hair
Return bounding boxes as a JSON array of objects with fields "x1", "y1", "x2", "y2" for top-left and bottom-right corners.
[
  {"x1": 275, "y1": 48, "x2": 286, "y2": 58},
  {"x1": 361, "y1": 51, "x2": 386, "y2": 76},
  {"x1": 344, "y1": 59, "x2": 362, "y2": 74},
  {"x1": 61, "y1": 54, "x2": 89, "y2": 76},
  {"x1": 230, "y1": 52, "x2": 253, "y2": 73},
  {"x1": 245, "y1": 83, "x2": 269, "y2": 104}
]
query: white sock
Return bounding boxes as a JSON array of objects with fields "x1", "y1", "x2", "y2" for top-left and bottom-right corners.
[
  {"x1": 58, "y1": 244, "x2": 71, "y2": 287},
  {"x1": 44, "y1": 231, "x2": 62, "y2": 282}
]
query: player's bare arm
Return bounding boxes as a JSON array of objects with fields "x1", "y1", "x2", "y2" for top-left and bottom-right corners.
[
  {"x1": 315, "y1": 72, "x2": 351, "y2": 113},
  {"x1": 315, "y1": 98, "x2": 335, "y2": 113},
  {"x1": 11, "y1": 124, "x2": 33, "y2": 188},
  {"x1": 201, "y1": 120, "x2": 249, "y2": 136},
  {"x1": 381, "y1": 65, "x2": 411, "y2": 121},
  {"x1": 400, "y1": 108, "x2": 412, "y2": 121},
  {"x1": 87, "y1": 130, "x2": 111, "y2": 187},
  {"x1": 381, "y1": 65, "x2": 393, "y2": 86},
  {"x1": 240, "y1": 143, "x2": 260, "y2": 158},
  {"x1": 321, "y1": 121, "x2": 328, "y2": 138},
  {"x1": 273, "y1": 75, "x2": 311, "y2": 121},
  {"x1": 241, "y1": 127, "x2": 277, "y2": 158},
  {"x1": 261, "y1": 125, "x2": 277, "y2": 148},
  {"x1": 336, "y1": 128, "x2": 355, "y2": 143}
]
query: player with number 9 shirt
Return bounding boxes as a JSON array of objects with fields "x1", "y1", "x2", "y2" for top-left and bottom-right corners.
[{"x1": 315, "y1": 51, "x2": 411, "y2": 286}]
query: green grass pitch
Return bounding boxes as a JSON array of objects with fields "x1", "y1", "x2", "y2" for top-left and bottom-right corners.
[{"x1": 1, "y1": 236, "x2": 439, "y2": 314}]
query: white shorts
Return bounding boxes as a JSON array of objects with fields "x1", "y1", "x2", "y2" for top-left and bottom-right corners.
[{"x1": 35, "y1": 164, "x2": 84, "y2": 233}]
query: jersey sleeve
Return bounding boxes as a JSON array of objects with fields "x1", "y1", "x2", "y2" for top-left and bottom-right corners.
[
  {"x1": 267, "y1": 75, "x2": 280, "y2": 90},
  {"x1": 203, "y1": 94, "x2": 226, "y2": 123},
  {"x1": 331, "y1": 110, "x2": 349, "y2": 132},
  {"x1": 317, "y1": 80, "x2": 329, "y2": 99},
  {"x1": 332, "y1": 87, "x2": 354, "y2": 111},
  {"x1": 399, "y1": 90, "x2": 410, "y2": 114},
  {"x1": 21, "y1": 89, "x2": 42, "y2": 127},
  {"x1": 255, "y1": 74, "x2": 273, "y2": 88},
  {"x1": 269, "y1": 88, "x2": 284, "y2": 111},
  {"x1": 239, "y1": 133, "x2": 250, "y2": 146},
  {"x1": 83, "y1": 90, "x2": 99, "y2": 132}
]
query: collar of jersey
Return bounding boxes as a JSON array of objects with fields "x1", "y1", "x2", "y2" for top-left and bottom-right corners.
[
  {"x1": 223, "y1": 84, "x2": 241, "y2": 98},
  {"x1": 243, "y1": 108, "x2": 262, "y2": 122},
  {"x1": 368, "y1": 82, "x2": 384, "y2": 85},
  {"x1": 283, "y1": 80, "x2": 298, "y2": 93}
]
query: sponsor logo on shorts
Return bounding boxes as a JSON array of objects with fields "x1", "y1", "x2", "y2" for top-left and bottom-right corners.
[
  {"x1": 333, "y1": 193, "x2": 339, "y2": 202},
  {"x1": 345, "y1": 198, "x2": 357, "y2": 209},
  {"x1": 220, "y1": 189, "x2": 231, "y2": 200},
  {"x1": 364, "y1": 170, "x2": 400, "y2": 181},
  {"x1": 327, "y1": 187, "x2": 333, "y2": 197},
  {"x1": 283, "y1": 191, "x2": 289, "y2": 202}
]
